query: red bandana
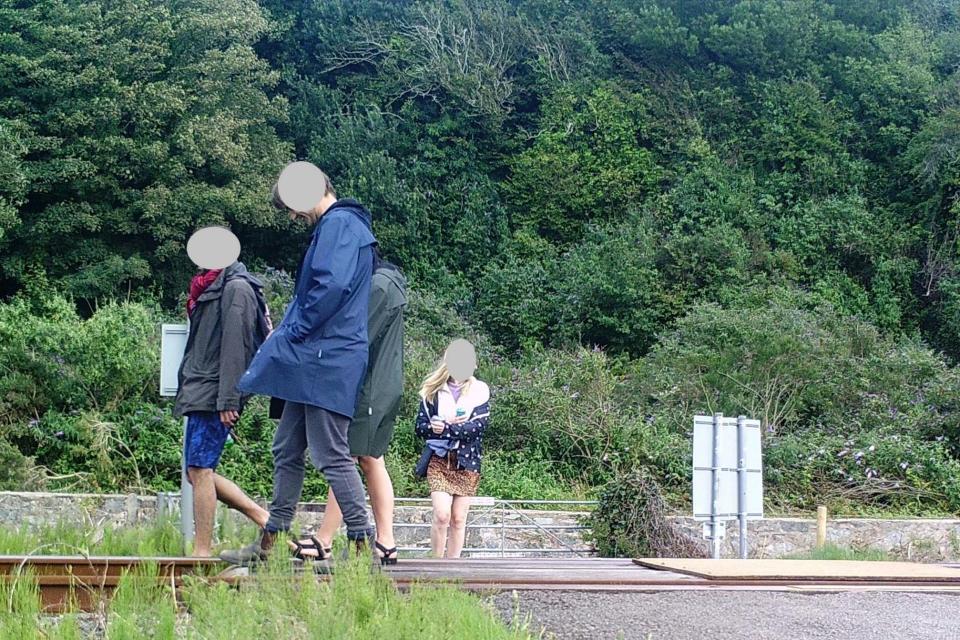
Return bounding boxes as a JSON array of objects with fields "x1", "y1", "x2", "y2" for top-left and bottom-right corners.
[{"x1": 186, "y1": 269, "x2": 222, "y2": 317}]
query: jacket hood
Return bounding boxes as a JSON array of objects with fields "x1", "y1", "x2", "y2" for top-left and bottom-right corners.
[
  {"x1": 326, "y1": 198, "x2": 373, "y2": 234},
  {"x1": 197, "y1": 262, "x2": 261, "y2": 301}
]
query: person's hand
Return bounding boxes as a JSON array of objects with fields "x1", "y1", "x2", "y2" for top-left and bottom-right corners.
[
  {"x1": 430, "y1": 418, "x2": 445, "y2": 435},
  {"x1": 447, "y1": 414, "x2": 469, "y2": 425},
  {"x1": 220, "y1": 410, "x2": 239, "y2": 428}
]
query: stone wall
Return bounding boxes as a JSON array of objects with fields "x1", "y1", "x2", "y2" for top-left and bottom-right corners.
[
  {"x1": 670, "y1": 516, "x2": 960, "y2": 562},
  {"x1": 3, "y1": 492, "x2": 960, "y2": 561},
  {"x1": 0, "y1": 492, "x2": 593, "y2": 558}
]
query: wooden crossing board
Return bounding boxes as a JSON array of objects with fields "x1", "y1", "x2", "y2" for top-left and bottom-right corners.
[
  {"x1": 633, "y1": 558, "x2": 960, "y2": 582},
  {"x1": 383, "y1": 557, "x2": 702, "y2": 588}
]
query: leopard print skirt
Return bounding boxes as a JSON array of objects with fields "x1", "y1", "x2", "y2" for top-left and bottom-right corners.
[{"x1": 426, "y1": 453, "x2": 480, "y2": 497}]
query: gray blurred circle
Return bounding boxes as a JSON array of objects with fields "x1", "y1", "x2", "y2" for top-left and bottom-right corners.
[
  {"x1": 187, "y1": 226, "x2": 240, "y2": 270},
  {"x1": 276, "y1": 161, "x2": 328, "y2": 213},
  {"x1": 445, "y1": 339, "x2": 477, "y2": 382}
]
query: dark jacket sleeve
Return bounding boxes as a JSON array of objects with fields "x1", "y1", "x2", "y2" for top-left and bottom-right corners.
[
  {"x1": 218, "y1": 281, "x2": 257, "y2": 411},
  {"x1": 444, "y1": 401, "x2": 490, "y2": 442},
  {"x1": 288, "y1": 215, "x2": 363, "y2": 342},
  {"x1": 415, "y1": 398, "x2": 435, "y2": 439}
]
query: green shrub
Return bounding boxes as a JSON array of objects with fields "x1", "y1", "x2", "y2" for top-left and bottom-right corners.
[
  {"x1": 0, "y1": 436, "x2": 43, "y2": 491},
  {"x1": 588, "y1": 470, "x2": 706, "y2": 558},
  {"x1": 635, "y1": 291, "x2": 960, "y2": 513},
  {"x1": 0, "y1": 290, "x2": 158, "y2": 423},
  {"x1": 4, "y1": 278, "x2": 960, "y2": 516},
  {"x1": 475, "y1": 217, "x2": 673, "y2": 355},
  {"x1": 639, "y1": 292, "x2": 955, "y2": 438},
  {"x1": 765, "y1": 431, "x2": 960, "y2": 515},
  {"x1": 474, "y1": 233, "x2": 559, "y2": 352}
]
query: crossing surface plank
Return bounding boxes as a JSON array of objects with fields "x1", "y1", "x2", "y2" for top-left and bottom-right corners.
[{"x1": 634, "y1": 558, "x2": 960, "y2": 582}]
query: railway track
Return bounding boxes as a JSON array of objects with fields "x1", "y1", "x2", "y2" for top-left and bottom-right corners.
[
  {"x1": 0, "y1": 555, "x2": 223, "y2": 612},
  {"x1": 5, "y1": 555, "x2": 960, "y2": 613}
]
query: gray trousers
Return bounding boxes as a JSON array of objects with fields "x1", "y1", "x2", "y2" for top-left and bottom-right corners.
[{"x1": 266, "y1": 401, "x2": 372, "y2": 540}]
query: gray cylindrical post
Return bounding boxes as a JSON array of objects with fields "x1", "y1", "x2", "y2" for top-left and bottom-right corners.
[
  {"x1": 157, "y1": 492, "x2": 169, "y2": 519},
  {"x1": 180, "y1": 416, "x2": 194, "y2": 553},
  {"x1": 737, "y1": 415, "x2": 747, "y2": 559},
  {"x1": 500, "y1": 501, "x2": 506, "y2": 558},
  {"x1": 711, "y1": 412, "x2": 722, "y2": 559}
]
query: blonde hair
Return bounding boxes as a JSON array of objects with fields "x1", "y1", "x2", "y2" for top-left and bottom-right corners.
[{"x1": 419, "y1": 344, "x2": 475, "y2": 403}]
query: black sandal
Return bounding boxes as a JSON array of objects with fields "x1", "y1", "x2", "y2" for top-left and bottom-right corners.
[
  {"x1": 290, "y1": 536, "x2": 332, "y2": 561},
  {"x1": 375, "y1": 541, "x2": 398, "y2": 566}
]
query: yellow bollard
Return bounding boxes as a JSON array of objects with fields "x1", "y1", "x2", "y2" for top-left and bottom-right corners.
[{"x1": 816, "y1": 505, "x2": 828, "y2": 548}]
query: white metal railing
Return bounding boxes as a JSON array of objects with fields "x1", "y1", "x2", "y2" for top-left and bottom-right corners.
[
  {"x1": 390, "y1": 496, "x2": 598, "y2": 557},
  {"x1": 157, "y1": 493, "x2": 599, "y2": 557}
]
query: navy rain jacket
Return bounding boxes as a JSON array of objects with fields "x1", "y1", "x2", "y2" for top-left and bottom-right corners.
[{"x1": 238, "y1": 199, "x2": 376, "y2": 418}]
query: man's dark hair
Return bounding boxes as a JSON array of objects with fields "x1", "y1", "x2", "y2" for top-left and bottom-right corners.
[
  {"x1": 271, "y1": 182, "x2": 285, "y2": 211},
  {"x1": 270, "y1": 169, "x2": 336, "y2": 211}
]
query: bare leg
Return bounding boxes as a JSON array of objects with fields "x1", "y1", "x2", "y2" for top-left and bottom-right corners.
[
  {"x1": 212, "y1": 473, "x2": 269, "y2": 528},
  {"x1": 359, "y1": 456, "x2": 396, "y2": 555},
  {"x1": 187, "y1": 467, "x2": 216, "y2": 557},
  {"x1": 446, "y1": 496, "x2": 471, "y2": 559},
  {"x1": 315, "y1": 485, "x2": 341, "y2": 548},
  {"x1": 430, "y1": 492, "x2": 453, "y2": 558}
]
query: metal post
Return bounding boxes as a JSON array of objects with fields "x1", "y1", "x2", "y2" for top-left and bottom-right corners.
[
  {"x1": 180, "y1": 416, "x2": 194, "y2": 553},
  {"x1": 711, "y1": 412, "x2": 722, "y2": 559},
  {"x1": 157, "y1": 492, "x2": 171, "y2": 520},
  {"x1": 737, "y1": 415, "x2": 748, "y2": 559},
  {"x1": 500, "y1": 501, "x2": 506, "y2": 558}
]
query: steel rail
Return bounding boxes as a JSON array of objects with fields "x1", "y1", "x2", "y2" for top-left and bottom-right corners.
[{"x1": 6, "y1": 555, "x2": 960, "y2": 613}]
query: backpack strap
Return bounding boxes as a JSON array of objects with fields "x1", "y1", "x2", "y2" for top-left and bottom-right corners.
[{"x1": 222, "y1": 275, "x2": 273, "y2": 346}]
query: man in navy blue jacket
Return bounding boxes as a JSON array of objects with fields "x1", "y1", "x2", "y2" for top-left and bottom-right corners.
[{"x1": 222, "y1": 162, "x2": 376, "y2": 564}]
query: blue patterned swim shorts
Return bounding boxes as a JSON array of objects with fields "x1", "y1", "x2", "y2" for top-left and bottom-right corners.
[{"x1": 184, "y1": 412, "x2": 230, "y2": 469}]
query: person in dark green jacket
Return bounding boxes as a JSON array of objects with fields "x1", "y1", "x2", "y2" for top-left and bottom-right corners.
[
  {"x1": 289, "y1": 251, "x2": 407, "y2": 565},
  {"x1": 173, "y1": 260, "x2": 271, "y2": 557}
]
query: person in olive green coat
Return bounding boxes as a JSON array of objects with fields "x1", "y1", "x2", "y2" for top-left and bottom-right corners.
[{"x1": 291, "y1": 251, "x2": 407, "y2": 565}]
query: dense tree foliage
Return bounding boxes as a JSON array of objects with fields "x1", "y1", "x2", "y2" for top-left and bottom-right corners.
[
  {"x1": 3, "y1": 1, "x2": 960, "y2": 512},
  {"x1": 3, "y1": 0, "x2": 959, "y2": 358},
  {"x1": 0, "y1": 0, "x2": 292, "y2": 302}
]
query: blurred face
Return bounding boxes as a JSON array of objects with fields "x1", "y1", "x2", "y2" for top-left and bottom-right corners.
[
  {"x1": 273, "y1": 162, "x2": 336, "y2": 226},
  {"x1": 445, "y1": 339, "x2": 477, "y2": 383}
]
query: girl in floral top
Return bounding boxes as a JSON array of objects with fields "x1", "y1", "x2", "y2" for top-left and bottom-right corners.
[{"x1": 414, "y1": 339, "x2": 490, "y2": 558}]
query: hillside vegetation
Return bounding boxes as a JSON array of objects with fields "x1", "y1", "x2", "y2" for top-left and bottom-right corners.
[{"x1": 2, "y1": 1, "x2": 960, "y2": 515}]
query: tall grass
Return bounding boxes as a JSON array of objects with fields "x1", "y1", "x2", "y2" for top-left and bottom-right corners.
[
  {"x1": 184, "y1": 555, "x2": 537, "y2": 639},
  {"x1": 0, "y1": 518, "x2": 185, "y2": 557},
  {"x1": 0, "y1": 515, "x2": 261, "y2": 557},
  {"x1": 0, "y1": 555, "x2": 539, "y2": 639},
  {"x1": 0, "y1": 569, "x2": 84, "y2": 639},
  {"x1": 787, "y1": 544, "x2": 892, "y2": 561}
]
